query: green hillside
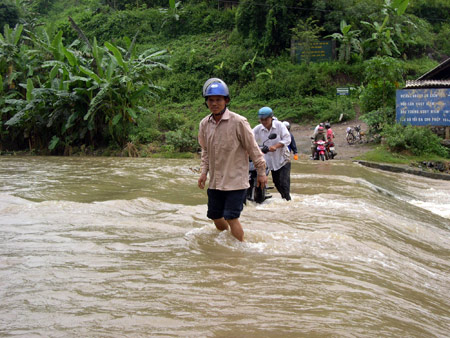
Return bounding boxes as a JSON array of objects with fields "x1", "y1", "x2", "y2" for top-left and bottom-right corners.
[{"x1": 1, "y1": 0, "x2": 449, "y2": 158}]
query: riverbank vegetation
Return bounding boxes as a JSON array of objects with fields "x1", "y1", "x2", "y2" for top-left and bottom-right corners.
[{"x1": 1, "y1": 0, "x2": 449, "y2": 161}]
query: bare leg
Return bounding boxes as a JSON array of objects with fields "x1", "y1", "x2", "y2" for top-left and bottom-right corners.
[
  {"x1": 226, "y1": 218, "x2": 244, "y2": 242},
  {"x1": 213, "y1": 218, "x2": 244, "y2": 242},
  {"x1": 213, "y1": 218, "x2": 229, "y2": 231}
]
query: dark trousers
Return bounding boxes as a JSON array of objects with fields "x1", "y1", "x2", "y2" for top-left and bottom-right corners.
[{"x1": 271, "y1": 162, "x2": 291, "y2": 201}]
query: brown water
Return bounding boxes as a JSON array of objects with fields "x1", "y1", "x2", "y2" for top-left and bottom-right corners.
[{"x1": 0, "y1": 156, "x2": 449, "y2": 337}]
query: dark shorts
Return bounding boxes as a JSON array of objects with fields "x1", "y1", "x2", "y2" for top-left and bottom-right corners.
[{"x1": 207, "y1": 189, "x2": 247, "y2": 220}]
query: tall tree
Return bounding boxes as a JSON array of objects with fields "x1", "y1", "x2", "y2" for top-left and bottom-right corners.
[
  {"x1": 236, "y1": 0, "x2": 299, "y2": 55},
  {"x1": 290, "y1": 17, "x2": 324, "y2": 64}
]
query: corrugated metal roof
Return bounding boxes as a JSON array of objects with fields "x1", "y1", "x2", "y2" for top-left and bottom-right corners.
[
  {"x1": 405, "y1": 80, "x2": 450, "y2": 88},
  {"x1": 402, "y1": 58, "x2": 450, "y2": 89}
]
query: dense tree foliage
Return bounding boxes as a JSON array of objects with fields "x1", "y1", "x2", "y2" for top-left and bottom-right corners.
[
  {"x1": 1, "y1": 0, "x2": 449, "y2": 156},
  {"x1": 0, "y1": 1, "x2": 20, "y2": 29}
]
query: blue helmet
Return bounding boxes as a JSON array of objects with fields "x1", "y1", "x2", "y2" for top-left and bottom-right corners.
[
  {"x1": 202, "y1": 78, "x2": 230, "y2": 98},
  {"x1": 258, "y1": 106, "x2": 273, "y2": 118}
]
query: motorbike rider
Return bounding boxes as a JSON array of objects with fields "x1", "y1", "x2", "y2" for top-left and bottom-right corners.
[
  {"x1": 313, "y1": 122, "x2": 325, "y2": 137},
  {"x1": 282, "y1": 121, "x2": 299, "y2": 161},
  {"x1": 325, "y1": 122, "x2": 337, "y2": 158},
  {"x1": 253, "y1": 107, "x2": 292, "y2": 201},
  {"x1": 311, "y1": 125, "x2": 327, "y2": 159},
  {"x1": 197, "y1": 78, "x2": 267, "y2": 242},
  {"x1": 325, "y1": 122, "x2": 335, "y2": 143}
]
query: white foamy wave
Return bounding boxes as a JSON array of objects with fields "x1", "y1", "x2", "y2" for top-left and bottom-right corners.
[
  {"x1": 398, "y1": 183, "x2": 450, "y2": 220},
  {"x1": 185, "y1": 225, "x2": 395, "y2": 265},
  {"x1": 408, "y1": 200, "x2": 450, "y2": 219},
  {"x1": 0, "y1": 195, "x2": 207, "y2": 235},
  {"x1": 0, "y1": 193, "x2": 33, "y2": 221},
  {"x1": 185, "y1": 225, "x2": 449, "y2": 294},
  {"x1": 0, "y1": 193, "x2": 31, "y2": 206}
]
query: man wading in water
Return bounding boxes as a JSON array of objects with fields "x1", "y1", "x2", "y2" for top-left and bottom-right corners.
[{"x1": 197, "y1": 78, "x2": 267, "y2": 241}]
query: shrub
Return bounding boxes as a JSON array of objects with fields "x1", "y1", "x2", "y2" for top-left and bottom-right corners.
[
  {"x1": 317, "y1": 96, "x2": 356, "y2": 123},
  {"x1": 361, "y1": 108, "x2": 395, "y2": 135},
  {"x1": 159, "y1": 111, "x2": 187, "y2": 131},
  {"x1": 157, "y1": 72, "x2": 204, "y2": 104},
  {"x1": 360, "y1": 57, "x2": 403, "y2": 114},
  {"x1": 359, "y1": 82, "x2": 396, "y2": 114},
  {"x1": 403, "y1": 57, "x2": 439, "y2": 80},
  {"x1": 434, "y1": 23, "x2": 450, "y2": 57},
  {"x1": 165, "y1": 127, "x2": 198, "y2": 152},
  {"x1": 131, "y1": 127, "x2": 162, "y2": 144},
  {"x1": 382, "y1": 124, "x2": 448, "y2": 157},
  {"x1": 56, "y1": 7, "x2": 163, "y2": 45},
  {"x1": 181, "y1": 2, "x2": 235, "y2": 35},
  {"x1": 287, "y1": 96, "x2": 334, "y2": 122}
]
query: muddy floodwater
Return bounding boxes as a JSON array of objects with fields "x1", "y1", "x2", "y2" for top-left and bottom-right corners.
[{"x1": 0, "y1": 156, "x2": 449, "y2": 337}]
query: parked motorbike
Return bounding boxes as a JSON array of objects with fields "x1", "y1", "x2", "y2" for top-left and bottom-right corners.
[
  {"x1": 346, "y1": 125, "x2": 363, "y2": 144},
  {"x1": 247, "y1": 133, "x2": 276, "y2": 203},
  {"x1": 346, "y1": 126, "x2": 356, "y2": 144},
  {"x1": 314, "y1": 140, "x2": 327, "y2": 161}
]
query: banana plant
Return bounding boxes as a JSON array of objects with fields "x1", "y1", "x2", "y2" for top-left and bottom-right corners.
[
  {"x1": 257, "y1": 68, "x2": 273, "y2": 80},
  {"x1": 4, "y1": 76, "x2": 53, "y2": 150},
  {"x1": 361, "y1": 0, "x2": 410, "y2": 57},
  {"x1": 325, "y1": 20, "x2": 362, "y2": 63},
  {"x1": 160, "y1": 0, "x2": 182, "y2": 26},
  {"x1": 361, "y1": 18, "x2": 400, "y2": 57},
  {"x1": 4, "y1": 21, "x2": 170, "y2": 151},
  {"x1": 0, "y1": 23, "x2": 36, "y2": 148},
  {"x1": 21, "y1": 28, "x2": 92, "y2": 149},
  {"x1": 0, "y1": 24, "x2": 23, "y2": 55},
  {"x1": 81, "y1": 40, "x2": 169, "y2": 146},
  {"x1": 242, "y1": 52, "x2": 258, "y2": 79},
  {"x1": 0, "y1": 24, "x2": 24, "y2": 89},
  {"x1": 5, "y1": 27, "x2": 92, "y2": 150}
]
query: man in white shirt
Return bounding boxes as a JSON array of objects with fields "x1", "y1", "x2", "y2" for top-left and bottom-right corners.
[{"x1": 253, "y1": 107, "x2": 292, "y2": 201}]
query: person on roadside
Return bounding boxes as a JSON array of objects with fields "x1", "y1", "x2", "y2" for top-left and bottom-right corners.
[
  {"x1": 197, "y1": 78, "x2": 267, "y2": 242},
  {"x1": 254, "y1": 107, "x2": 292, "y2": 201},
  {"x1": 324, "y1": 122, "x2": 337, "y2": 158},
  {"x1": 311, "y1": 125, "x2": 327, "y2": 159},
  {"x1": 325, "y1": 122, "x2": 335, "y2": 143},
  {"x1": 313, "y1": 122, "x2": 325, "y2": 137},
  {"x1": 283, "y1": 121, "x2": 299, "y2": 161}
]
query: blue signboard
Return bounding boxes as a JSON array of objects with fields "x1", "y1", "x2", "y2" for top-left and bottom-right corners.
[
  {"x1": 336, "y1": 87, "x2": 349, "y2": 95},
  {"x1": 396, "y1": 88, "x2": 450, "y2": 126}
]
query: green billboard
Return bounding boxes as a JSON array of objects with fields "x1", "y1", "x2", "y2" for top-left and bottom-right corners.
[{"x1": 291, "y1": 39, "x2": 335, "y2": 63}]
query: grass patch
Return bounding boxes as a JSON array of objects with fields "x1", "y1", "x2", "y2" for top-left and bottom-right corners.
[
  {"x1": 356, "y1": 145, "x2": 448, "y2": 164},
  {"x1": 147, "y1": 152, "x2": 197, "y2": 159}
]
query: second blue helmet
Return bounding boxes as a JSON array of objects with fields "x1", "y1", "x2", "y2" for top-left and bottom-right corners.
[{"x1": 258, "y1": 106, "x2": 273, "y2": 118}]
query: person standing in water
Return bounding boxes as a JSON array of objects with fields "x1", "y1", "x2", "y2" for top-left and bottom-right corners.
[
  {"x1": 282, "y1": 121, "x2": 299, "y2": 161},
  {"x1": 253, "y1": 107, "x2": 292, "y2": 201},
  {"x1": 197, "y1": 78, "x2": 267, "y2": 241}
]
